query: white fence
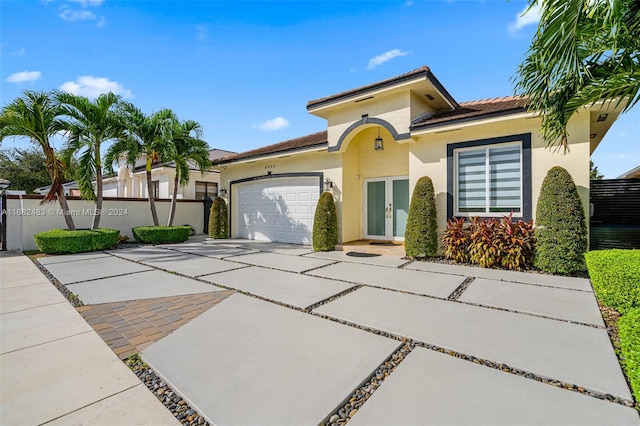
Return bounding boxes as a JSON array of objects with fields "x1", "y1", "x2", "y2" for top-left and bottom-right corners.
[{"x1": 3, "y1": 195, "x2": 205, "y2": 251}]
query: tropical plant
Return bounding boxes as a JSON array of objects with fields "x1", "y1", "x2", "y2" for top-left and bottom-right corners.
[
  {"x1": 208, "y1": 197, "x2": 229, "y2": 239},
  {"x1": 442, "y1": 217, "x2": 470, "y2": 263},
  {"x1": 312, "y1": 191, "x2": 338, "y2": 251},
  {"x1": 0, "y1": 91, "x2": 75, "y2": 230},
  {"x1": 590, "y1": 160, "x2": 604, "y2": 180},
  {"x1": 165, "y1": 119, "x2": 211, "y2": 226},
  {"x1": 515, "y1": 0, "x2": 640, "y2": 151},
  {"x1": 534, "y1": 166, "x2": 588, "y2": 274},
  {"x1": 105, "y1": 103, "x2": 176, "y2": 226},
  {"x1": 404, "y1": 176, "x2": 437, "y2": 258},
  {"x1": 57, "y1": 92, "x2": 122, "y2": 229}
]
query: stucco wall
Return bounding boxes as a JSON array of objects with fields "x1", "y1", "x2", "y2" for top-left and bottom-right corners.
[
  {"x1": 101, "y1": 168, "x2": 220, "y2": 199},
  {"x1": 3, "y1": 196, "x2": 204, "y2": 251},
  {"x1": 409, "y1": 111, "x2": 591, "y2": 235}
]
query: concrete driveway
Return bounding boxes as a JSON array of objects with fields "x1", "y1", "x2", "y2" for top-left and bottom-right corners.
[{"x1": 36, "y1": 237, "x2": 639, "y2": 425}]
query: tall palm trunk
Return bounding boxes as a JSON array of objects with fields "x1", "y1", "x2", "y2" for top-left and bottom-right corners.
[
  {"x1": 167, "y1": 173, "x2": 179, "y2": 226},
  {"x1": 146, "y1": 158, "x2": 159, "y2": 226},
  {"x1": 57, "y1": 188, "x2": 76, "y2": 231},
  {"x1": 93, "y1": 159, "x2": 103, "y2": 229}
]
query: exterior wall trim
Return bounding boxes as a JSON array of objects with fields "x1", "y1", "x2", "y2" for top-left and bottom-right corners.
[
  {"x1": 228, "y1": 172, "x2": 324, "y2": 240},
  {"x1": 330, "y1": 115, "x2": 411, "y2": 153},
  {"x1": 446, "y1": 133, "x2": 532, "y2": 222}
]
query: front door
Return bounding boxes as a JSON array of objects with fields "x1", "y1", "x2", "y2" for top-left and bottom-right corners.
[{"x1": 364, "y1": 177, "x2": 409, "y2": 241}]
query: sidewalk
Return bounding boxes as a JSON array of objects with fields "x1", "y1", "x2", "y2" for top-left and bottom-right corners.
[{"x1": 0, "y1": 251, "x2": 178, "y2": 425}]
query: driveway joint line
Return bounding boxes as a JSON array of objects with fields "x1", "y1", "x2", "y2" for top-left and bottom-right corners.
[
  {"x1": 397, "y1": 259, "x2": 414, "y2": 269},
  {"x1": 447, "y1": 276, "x2": 475, "y2": 300},
  {"x1": 0, "y1": 330, "x2": 93, "y2": 356},
  {"x1": 0, "y1": 300, "x2": 67, "y2": 316},
  {"x1": 299, "y1": 260, "x2": 341, "y2": 275},
  {"x1": 193, "y1": 265, "x2": 252, "y2": 277},
  {"x1": 63, "y1": 269, "x2": 153, "y2": 286},
  {"x1": 304, "y1": 284, "x2": 363, "y2": 312}
]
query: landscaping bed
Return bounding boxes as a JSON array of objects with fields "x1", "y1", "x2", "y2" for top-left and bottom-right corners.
[
  {"x1": 34, "y1": 228, "x2": 120, "y2": 254},
  {"x1": 132, "y1": 226, "x2": 192, "y2": 244}
]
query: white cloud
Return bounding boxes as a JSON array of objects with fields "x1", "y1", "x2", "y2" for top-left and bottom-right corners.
[
  {"x1": 509, "y1": 2, "x2": 541, "y2": 33},
  {"x1": 68, "y1": 0, "x2": 103, "y2": 6},
  {"x1": 5, "y1": 71, "x2": 42, "y2": 84},
  {"x1": 254, "y1": 117, "x2": 289, "y2": 132},
  {"x1": 59, "y1": 7, "x2": 96, "y2": 22},
  {"x1": 367, "y1": 49, "x2": 410, "y2": 70},
  {"x1": 10, "y1": 48, "x2": 26, "y2": 56},
  {"x1": 59, "y1": 76, "x2": 133, "y2": 98}
]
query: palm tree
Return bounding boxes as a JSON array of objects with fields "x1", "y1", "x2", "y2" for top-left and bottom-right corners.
[
  {"x1": 105, "y1": 103, "x2": 175, "y2": 226},
  {"x1": 0, "y1": 91, "x2": 76, "y2": 230},
  {"x1": 515, "y1": 0, "x2": 640, "y2": 151},
  {"x1": 165, "y1": 119, "x2": 211, "y2": 226},
  {"x1": 57, "y1": 92, "x2": 122, "y2": 229}
]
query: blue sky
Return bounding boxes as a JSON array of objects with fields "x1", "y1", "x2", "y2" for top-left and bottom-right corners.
[{"x1": 1, "y1": 0, "x2": 638, "y2": 178}]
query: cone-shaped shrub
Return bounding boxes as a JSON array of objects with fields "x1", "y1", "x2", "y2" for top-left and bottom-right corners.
[
  {"x1": 534, "y1": 166, "x2": 587, "y2": 274},
  {"x1": 313, "y1": 191, "x2": 338, "y2": 251},
  {"x1": 404, "y1": 176, "x2": 437, "y2": 258},
  {"x1": 208, "y1": 197, "x2": 228, "y2": 239}
]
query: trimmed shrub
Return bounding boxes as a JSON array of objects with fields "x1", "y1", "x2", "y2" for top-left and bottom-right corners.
[
  {"x1": 442, "y1": 215, "x2": 535, "y2": 270},
  {"x1": 132, "y1": 226, "x2": 191, "y2": 244},
  {"x1": 404, "y1": 176, "x2": 437, "y2": 258},
  {"x1": 208, "y1": 197, "x2": 229, "y2": 239},
  {"x1": 313, "y1": 191, "x2": 338, "y2": 251},
  {"x1": 34, "y1": 228, "x2": 120, "y2": 254},
  {"x1": 534, "y1": 166, "x2": 587, "y2": 274},
  {"x1": 585, "y1": 249, "x2": 640, "y2": 314},
  {"x1": 619, "y1": 308, "x2": 640, "y2": 402}
]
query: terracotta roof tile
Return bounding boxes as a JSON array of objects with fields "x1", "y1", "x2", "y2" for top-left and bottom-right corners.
[
  {"x1": 411, "y1": 96, "x2": 529, "y2": 130},
  {"x1": 307, "y1": 66, "x2": 432, "y2": 109},
  {"x1": 215, "y1": 131, "x2": 328, "y2": 164}
]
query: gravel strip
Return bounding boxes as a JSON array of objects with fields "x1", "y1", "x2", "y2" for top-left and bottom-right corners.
[
  {"x1": 321, "y1": 344, "x2": 414, "y2": 426},
  {"x1": 125, "y1": 354, "x2": 209, "y2": 426},
  {"x1": 29, "y1": 256, "x2": 84, "y2": 307},
  {"x1": 447, "y1": 276, "x2": 475, "y2": 300}
]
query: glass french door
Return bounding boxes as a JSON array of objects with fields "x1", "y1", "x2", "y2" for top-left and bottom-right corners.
[{"x1": 364, "y1": 177, "x2": 409, "y2": 240}]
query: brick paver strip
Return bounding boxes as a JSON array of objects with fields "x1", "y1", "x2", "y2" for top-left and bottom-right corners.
[{"x1": 77, "y1": 290, "x2": 234, "y2": 359}]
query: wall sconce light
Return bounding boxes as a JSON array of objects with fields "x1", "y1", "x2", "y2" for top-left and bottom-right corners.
[
  {"x1": 374, "y1": 127, "x2": 384, "y2": 151},
  {"x1": 219, "y1": 187, "x2": 228, "y2": 197},
  {"x1": 323, "y1": 178, "x2": 333, "y2": 192}
]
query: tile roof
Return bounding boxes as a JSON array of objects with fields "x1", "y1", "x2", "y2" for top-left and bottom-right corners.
[
  {"x1": 208, "y1": 148, "x2": 237, "y2": 162},
  {"x1": 411, "y1": 96, "x2": 529, "y2": 130},
  {"x1": 307, "y1": 66, "x2": 448, "y2": 109},
  {"x1": 215, "y1": 131, "x2": 328, "y2": 164}
]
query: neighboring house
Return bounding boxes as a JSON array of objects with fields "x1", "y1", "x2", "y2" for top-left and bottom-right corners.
[
  {"x1": 216, "y1": 66, "x2": 623, "y2": 245},
  {"x1": 617, "y1": 165, "x2": 640, "y2": 179},
  {"x1": 34, "y1": 181, "x2": 81, "y2": 197},
  {"x1": 102, "y1": 148, "x2": 235, "y2": 200}
]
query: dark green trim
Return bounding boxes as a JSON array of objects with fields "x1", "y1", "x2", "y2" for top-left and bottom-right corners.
[{"x1": 330, "y1": 116, "x2": 410, "y2": 153}]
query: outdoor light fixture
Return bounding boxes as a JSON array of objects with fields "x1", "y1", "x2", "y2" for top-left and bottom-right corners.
[
  {"x1": 597, "y1": 113, "x2": 608, "y2": 122},
  {"x1": 323, "y1": 178, "x2": 333, "y2": 192},
  {"x1": 374, "y1": 127, "x2": 384, "y2": 151},
  {"x1": 0, "y1": 179, "x2": 10, "y2": 192},
  {"x1": 219, "y1": 187, "x2": 227, "y2": 197}
]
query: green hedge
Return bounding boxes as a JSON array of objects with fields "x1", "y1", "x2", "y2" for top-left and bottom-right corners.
[
  {"x1": 585, "y1": 249, "x2": 640, "y2": 315},
  {"x1": 132, "y1": 226, "x2": 191, "y2": 244},
  {"x1": 313, "y1": 192, "x2": 338, "y2": 251},
  {"x1": 619, "y1": 308, "x2": 640, "y2": 402},
  {"x1": 404, "y1": 176, "x2": 437, "y2": 258},
  {"x1": 208, "y1": 197, "x2": 229, "y2": 239},
  {"x1": 34, "y1": 228, "x2": 120, "y2": 254}
]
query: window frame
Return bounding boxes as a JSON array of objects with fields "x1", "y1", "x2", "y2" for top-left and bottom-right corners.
[{"x1": 447, "y1": 133, "x2": 531, "y2": 222}]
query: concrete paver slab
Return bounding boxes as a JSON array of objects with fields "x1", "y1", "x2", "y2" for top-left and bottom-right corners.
[
  {"x1": 107, "y1": 246, "x2": 179, "y2": 262},
  {"x1": 143, "y1": 254, "x2": 245, "y2": 276},
  {"x1": 406, "y1": 261, "x2": 593, "y2": 291},
  {"x1": 44, "y1": 256, "x2": 152, "y2": 284},
  {"x1": 310, "y1": 262, "x2": 465, "y2": 298},
  {"x1": 304, "y1": 250, "x2": 408, "y2": 268},
  {"x1": 200, "y1": 266, "x2": 354, "y2": 308},
  {"x1": 228, "y1": 251, "x2": 335, "y2": 272},
  {"x1": 142, "y1": 294, "x2": 399, "y2": 426},
  {"x1": 0, "y1": 282, "x2": 67, "y2": 314},
  {"x1": 1, "y1": 302, "x2": 92, "y2": 354},
  {"x1": 350, "y1": 348, "x2": 640, "y2": 426},
  {"x1": 46, "y1": 383, "x2": 179, "y2": 426},
  {"x1": 315, "y1": 287, "x2": 631, "y2": 400},
  {"x1": 37, "y1": 252, "x2": 111, "y2": 265},
  {"x1": 66, "y1": 270, "x2": 224, "y2": 304},
  {"x1": 161, "y1": 243, "x2": 257, "y2": 258},
  {"x1": 1, "y1": 254, "x2": 52, "y2": 289},
  {"x1": 460, "y1": 278, "x2": 605, "y2": 326},
  {"x1": 0, "y1": 331, "x2": 141, "y2": 426}
]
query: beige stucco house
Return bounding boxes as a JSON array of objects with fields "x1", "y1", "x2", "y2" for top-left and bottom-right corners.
[
  {"x1": 216, "y1": 66, "x2": 622, "y2": 246},
  {"x1": 102, "y1": 148, "x2": 234, "y2": 200}
]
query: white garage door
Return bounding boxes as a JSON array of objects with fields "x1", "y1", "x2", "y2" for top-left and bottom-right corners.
[{"x1": 234, "y1": 176, "x2": 320, "y2": 244}]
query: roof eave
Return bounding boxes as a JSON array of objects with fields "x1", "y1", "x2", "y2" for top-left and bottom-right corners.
[
  {"x1": 410, "y1": 109, "x2": 534, "y2": 134},
  {"x1": 216, "y1": 142, "x2": 328, "y2": 165}
]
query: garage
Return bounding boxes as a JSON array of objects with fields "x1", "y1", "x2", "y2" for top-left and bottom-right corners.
[{"x1": 232, "y1": 175, "x2": 321, "y2": 244}]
